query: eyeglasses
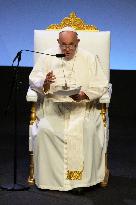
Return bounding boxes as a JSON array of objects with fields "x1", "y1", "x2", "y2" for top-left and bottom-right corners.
[{"x1": 60, "y1": 44, "x2": 76, "y2": 49}]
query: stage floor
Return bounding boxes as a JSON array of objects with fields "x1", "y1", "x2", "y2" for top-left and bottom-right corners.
[{"x1": 0, "y1": 116, "x2": 136, "y2": 205}]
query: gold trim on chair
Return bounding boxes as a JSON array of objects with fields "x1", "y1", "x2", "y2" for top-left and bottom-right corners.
[
  {"x1": 100, "y1": 153, "x2": 110, "y2": 187},
  {"x1": 100, "y1": 103, "x2": 107, "y2": 128},
  {"x1": 100, "y1": 104, "x2": 110, "y2": 187},
  {"x1": 28, "y1": 102, "x2": 37, "y2": 185},
  {"x1": 30, "y1": 103, "x2": 37, "y2": 125},
  {"x1": 47, "y1": 12, "x2": 99, "y2": 31},
  {"x1": 28, "y1": 151, "x2": 35, "y2": 185}
]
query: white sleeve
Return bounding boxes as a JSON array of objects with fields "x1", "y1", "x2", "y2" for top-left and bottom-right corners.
[
  {"x1": 81, "y1": 55, "x2": 108, "y2": 101},
  {"x1": 29, "y1": 55, "x2": 50, "y2": 95}
]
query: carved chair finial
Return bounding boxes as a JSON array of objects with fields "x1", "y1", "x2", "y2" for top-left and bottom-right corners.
[{"x1": 47, "y1": 12, "x2": 99, "y2": 31}]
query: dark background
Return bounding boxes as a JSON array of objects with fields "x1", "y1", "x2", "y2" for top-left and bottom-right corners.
[{"x1": 0, "y1": 67, "x2": 136, "y2": 205}]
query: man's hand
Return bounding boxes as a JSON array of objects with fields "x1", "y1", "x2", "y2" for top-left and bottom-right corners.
[
  {"x1": 43, "y1": 71, "x2": 56, "y2": 93},
  {"x1": 70, "y1": 91, "x2": 89, "y2": 102}
]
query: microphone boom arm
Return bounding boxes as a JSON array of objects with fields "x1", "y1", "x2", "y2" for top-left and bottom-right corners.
[{"x1": 22, "y1": 49, "x2": 65, "y2": 57}]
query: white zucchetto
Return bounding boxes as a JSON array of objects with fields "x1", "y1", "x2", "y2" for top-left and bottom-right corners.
[{"x1": 59, "y1": 26, "x2": 77, "y2": 34}]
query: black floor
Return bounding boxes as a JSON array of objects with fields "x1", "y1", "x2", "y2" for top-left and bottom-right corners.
[{"x1": 0, "y1": 113, "x2": 136, "y2": 205}]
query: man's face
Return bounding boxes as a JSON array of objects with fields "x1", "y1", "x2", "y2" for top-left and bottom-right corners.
[{"x1": 57, "y1": 31, "x2": 80, "y2": 60}]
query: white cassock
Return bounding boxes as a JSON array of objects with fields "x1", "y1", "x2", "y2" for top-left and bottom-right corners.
[{"x1": 29, "y1": 47, "x2": 108, "y2": 191}]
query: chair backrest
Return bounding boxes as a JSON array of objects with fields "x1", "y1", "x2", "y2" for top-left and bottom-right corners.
[{"x1": 34, "y1": 12, "x2": 110, "y2": 81}]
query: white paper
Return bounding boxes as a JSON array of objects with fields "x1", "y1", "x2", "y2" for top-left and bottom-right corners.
[{"x1": 53, "y1": 86, "x2": 81, "y2": 96}]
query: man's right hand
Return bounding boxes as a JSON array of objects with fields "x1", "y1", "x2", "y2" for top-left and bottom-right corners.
[{"x1": 43, "y1": 71, "x2": 56, "y2": 93}]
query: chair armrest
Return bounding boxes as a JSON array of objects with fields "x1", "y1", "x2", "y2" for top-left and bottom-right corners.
[
  {"x1": 26, "y1": 87, "x2": 38, "y2": 102},
  {"x1": 99, "y1": 83, "x2": 112, "y2": 104}
]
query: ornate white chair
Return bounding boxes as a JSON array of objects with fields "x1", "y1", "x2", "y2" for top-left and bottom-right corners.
[{"x1": 26, "y1": 12, "x2": 112, "y2": 187}]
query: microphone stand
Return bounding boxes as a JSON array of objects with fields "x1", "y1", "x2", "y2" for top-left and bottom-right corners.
[
  {"x1": 1, "y1": 51, "x2": 29, "y2": 191},
  {"x1": 1, "y1": 49, "x2": 64, "y2": 191}
]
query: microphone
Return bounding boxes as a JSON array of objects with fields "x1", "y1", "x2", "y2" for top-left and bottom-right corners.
[{"x1": 52, "y1": 54, "x2": 65, "y2": 58}]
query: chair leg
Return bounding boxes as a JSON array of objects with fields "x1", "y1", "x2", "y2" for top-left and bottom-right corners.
[
  {"x1": 28, "y1": 102, "x2": 36, "y2": 185},
  {"x1": 100, "y1": 153, "x2": 109, "y2": 187},
  {"x1": 28, "y1": 151, "x2": 35, "y2": 185}
]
